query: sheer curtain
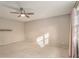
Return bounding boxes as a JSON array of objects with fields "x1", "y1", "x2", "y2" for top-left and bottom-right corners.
[{"x1": 70, "y1": 3, "x2": 79, "y2": 58}]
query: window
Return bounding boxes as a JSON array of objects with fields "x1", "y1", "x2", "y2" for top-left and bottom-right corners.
[{"x1": 36, "y1": 33, "x2": 49, "y2": 48}]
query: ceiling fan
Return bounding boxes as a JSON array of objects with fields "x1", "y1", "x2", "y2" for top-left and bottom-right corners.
[{"x1": 10, "y1": 7, "x2": 34, "y2": 18}]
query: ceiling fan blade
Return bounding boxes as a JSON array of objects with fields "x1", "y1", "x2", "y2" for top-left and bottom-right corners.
[
  {"x1": 24, "y1": 14, "x2": 30, "y2": 18},
  {"x1": 10, "y1": 12, "x2": 19, "y2": 14},
  {"x1": 26, "y1": 15, "x2": 30, "y2": 18},
  {"x1": 26, "y1": 13, "x2": 34, "y2": 15},
  {"x1": 18, "y1": 15, "x2": 21, "y2": 17}
]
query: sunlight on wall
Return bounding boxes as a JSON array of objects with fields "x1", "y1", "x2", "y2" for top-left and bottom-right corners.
[{"x1": 36, "y1": 32, "x2": 49, "y2": 48}]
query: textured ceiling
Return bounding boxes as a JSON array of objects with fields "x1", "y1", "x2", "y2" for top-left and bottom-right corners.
[{"x1": 0, "y1": 1, "x2": 76, "y2": 22}]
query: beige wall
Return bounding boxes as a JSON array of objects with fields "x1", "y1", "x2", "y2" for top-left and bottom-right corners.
[
  {"x1": 0, "y1": 14, "x2": 70, "y2": 57},
  {"x1": 0, "y1": 20, "x2": 24, "y2": 45},
  {"x1": 0, "y1": 14, "x2": 70, "y2": 46},
  {"x1": 25, "y1": 14, "x2": 70, "y2": 47}
]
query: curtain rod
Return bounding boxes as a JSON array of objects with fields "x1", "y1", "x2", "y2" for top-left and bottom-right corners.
[{"x1": 74, "y1": 1, "x2": 79, "y2": 8}]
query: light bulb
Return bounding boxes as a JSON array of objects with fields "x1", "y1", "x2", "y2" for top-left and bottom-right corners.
[{"x1": 21, "y1": 14, "x2": 25, "y2": 17}]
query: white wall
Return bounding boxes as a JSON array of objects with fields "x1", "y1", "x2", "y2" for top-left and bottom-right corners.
[
  {"x1": 25, "y1": 14, "x2": 70, "y2": 47},
  {"x1": 0, "y1": 20, "x2": 24, "y2": 45}
]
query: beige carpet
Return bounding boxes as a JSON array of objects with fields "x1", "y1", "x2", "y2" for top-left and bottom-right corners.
[{"x1": 0, "y1": 40, "x2": 69, "y2": 58}]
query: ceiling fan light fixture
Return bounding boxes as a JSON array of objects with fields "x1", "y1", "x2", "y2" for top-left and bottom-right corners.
[
  {"x1": 10, "y1": 7, "x2": 34, "y2": 18},
  {"x1": 21, "y1": 14, "x2": 25, "y2": 17}
]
